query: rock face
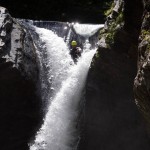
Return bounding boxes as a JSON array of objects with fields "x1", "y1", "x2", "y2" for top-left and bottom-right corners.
[
  {"x1": 134, "y1": 0, "x2": 150, "y2": 130},
  {"x1": 79, "y1": 0, "x2": 150, "y2": 150},
  {"x1": 0, "y1": 7, "x2": 41, "y2": 150}
]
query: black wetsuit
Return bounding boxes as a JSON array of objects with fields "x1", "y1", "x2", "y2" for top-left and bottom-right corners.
[{"x1": 70, "y1": 47, "x2": 81, "y2": 63}]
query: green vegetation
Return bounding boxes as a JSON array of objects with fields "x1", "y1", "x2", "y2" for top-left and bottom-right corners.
[
  {"x1": 105, "y1": 32, "x2": 115, "y2": 46},
  {"x1": 99, "y1": 1, "x2": 124, "y2": 48},
  {"x1": 116, "y1": 12, "x2": 124, "y2": 24},
  {"x1": 95, "y1": 51, "x2": 100, "y2": 58},
  {"x1": 104, "y1": 2, "x2": 115, "y2": 17},
  {"x1": 140, "y1": 29, "x2": 150, "y2": 54},
  {"x1": 141, "y1": 29, "x2": 150, "y2": 40}
]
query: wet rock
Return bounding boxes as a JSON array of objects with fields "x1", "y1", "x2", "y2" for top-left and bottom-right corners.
[
  {"x1": 134, "y1": 0, "x2": 150, "y2": 131},
  {"x1": 0, "y1": 6, "x2": 41, "y2": 150},
  {"x1": 79, "y1": 46, "x2": 150, "y2": 150},
  {"x1": 113, "y1": 0, "x2": 123, "y2": 13},
  {"x1": 0, "y1": 7, "x2": 12, "y2": 53},
  {"x1": 79, "y1": 0, "x2": 150, "y2": 150},
  {"x1": 98, "y1": 36, "x2": 107, "y2": 48}
]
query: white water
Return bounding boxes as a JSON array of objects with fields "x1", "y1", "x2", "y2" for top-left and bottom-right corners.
[
  {"x1": 29, "y1": 24, "x2": 98, "y2": 150},
  {"x1": 73, "y1": 23, "x2": 104, "y2": 37}
]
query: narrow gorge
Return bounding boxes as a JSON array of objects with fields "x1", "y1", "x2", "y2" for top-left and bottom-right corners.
[{"x1": 1, "y1": 0, "x2": 150, "y2": 150}]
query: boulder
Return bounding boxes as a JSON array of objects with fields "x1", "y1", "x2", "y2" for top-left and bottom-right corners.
[
  {"x1": 79, "y1": 0, "x2": 150, "y2": 149},
  {"x1": 0, "y1": 6, "x2": 41, "y2": 150}
]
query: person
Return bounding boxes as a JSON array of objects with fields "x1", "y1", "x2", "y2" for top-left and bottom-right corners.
[{"x1": 70, "y1": 40, "x2": 82, "y2": 63}]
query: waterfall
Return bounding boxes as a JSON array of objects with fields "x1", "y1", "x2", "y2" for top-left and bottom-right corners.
[
  {"x1": 19, "y1": 20, "x2": 102, "y2": 150},
  {"x1": 73, "y1": 23, "x2": 104, "y2": 38}
]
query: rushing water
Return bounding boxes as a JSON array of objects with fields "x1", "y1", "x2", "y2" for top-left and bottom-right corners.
[{"x1": 22, "y1": 21, "x2": 102, "y2": 150}]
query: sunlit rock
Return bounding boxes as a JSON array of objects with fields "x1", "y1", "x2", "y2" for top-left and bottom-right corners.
[{"x1": 0, "y1": 6, "x2": 41, "y2": 150}]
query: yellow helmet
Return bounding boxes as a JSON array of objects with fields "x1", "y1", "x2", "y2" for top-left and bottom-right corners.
[{"x1": 71, "y1": 40, "x2": 77, "y2": 46}]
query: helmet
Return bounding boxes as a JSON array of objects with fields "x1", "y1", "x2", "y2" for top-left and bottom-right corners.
[{"x1": 71, "y1": 40, "x2": 77, "y2": 46}]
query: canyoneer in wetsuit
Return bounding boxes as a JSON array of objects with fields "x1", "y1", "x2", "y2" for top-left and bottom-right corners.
[{"x1": 70, "y1": 40, "x2": 82, "y2": 63}]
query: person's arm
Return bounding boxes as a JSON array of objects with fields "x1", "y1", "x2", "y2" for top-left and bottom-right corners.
[
  {"x1": 77, "y1": 47, "x2": 82, "y2": 56},
  {"x1": 78, "y1": 47, "x2": 82, "y2": 52}
]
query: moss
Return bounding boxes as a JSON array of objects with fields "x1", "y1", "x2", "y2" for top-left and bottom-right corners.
[
  {"x1": 141, "y1": 29, "x2": 150, "y2": 36},
  {"x1": 99, "y1": 32, "x2": 115, "y2": 48},
  {"x1": 141, "y1": 29, "x2": 150, "y2": 40},
  {"x1": 104, "y1": 2, "x2": 115, "y2": 17},
  {"x1": 116, "y1": 12, "x2": 124, "y2": 24},
  {"x1": 99, "y1": 2, "x2": 124, "y2": 48},
  {"x1": 99, "y1": 23, "x2": 117, "y2": 47},
  {"x1": 105, "y1": 32, "x2": 115, "y2": 45},
  {"x1": 95, "y1": 51, "x2": 100, "y2": 58},
  {"x1": 99, "y1": 0, "x2": 125, "y2": 49},
  {"x1": 99, "y1": 28, "x2": 106, "y2": 35},
  {"x1": 141, "y1": 29, "x2": 150, "y2": 55}
]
